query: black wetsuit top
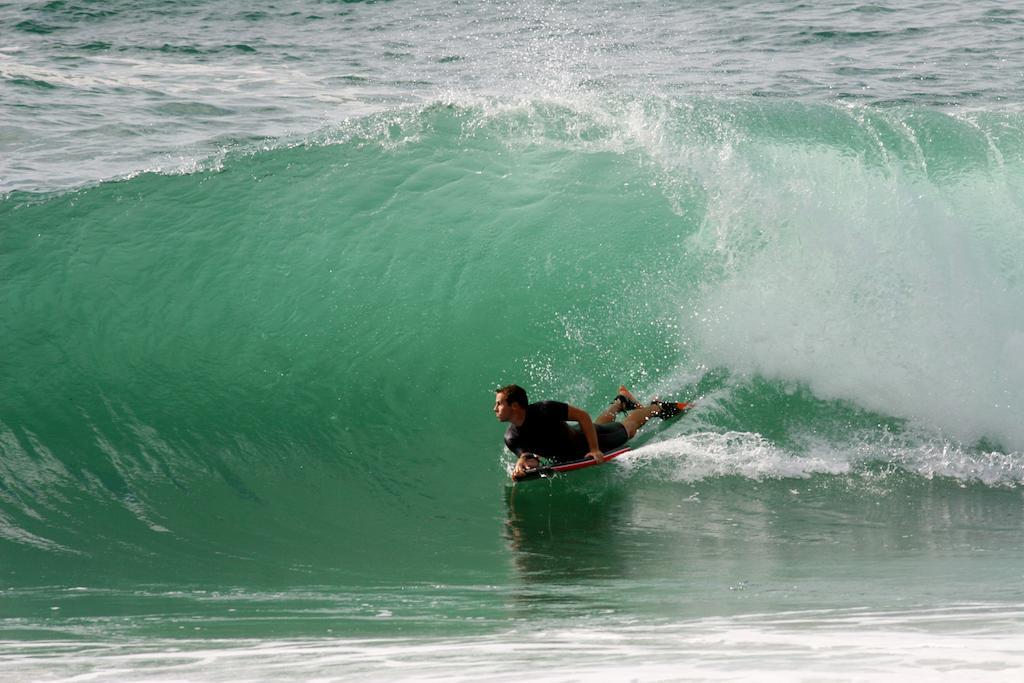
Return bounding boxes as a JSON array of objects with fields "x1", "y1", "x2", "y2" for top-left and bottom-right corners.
[
  {"x1": 503, "y1": 401, "x2": 578, "y2": 463},
  {"x1": 503, "y1": 401, "x2": 629, "y2": 464}
]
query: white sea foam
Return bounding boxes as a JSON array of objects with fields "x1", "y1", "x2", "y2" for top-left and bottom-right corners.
[
  {"x1": 623, "y1": 431, "x2": 852, "y2": 482},
  {"x1": 688, "y1": 132, "x2": 1024, "y2": 454},
  {"x1": 3, "y1": 604, "x2": 1022, "y2": 682},
  {"x1": 620, "y1": 424, "x2": 1024, "y2": 488}
]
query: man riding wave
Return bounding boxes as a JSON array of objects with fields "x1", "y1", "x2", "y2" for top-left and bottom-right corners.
[{"x1": 494, "y1": 384, "x2": 688, "y2": 480}]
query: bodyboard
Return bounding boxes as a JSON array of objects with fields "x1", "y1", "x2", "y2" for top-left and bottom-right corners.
[{"x1": 513, "y1": 446, "x2": 631, "y2": 482}]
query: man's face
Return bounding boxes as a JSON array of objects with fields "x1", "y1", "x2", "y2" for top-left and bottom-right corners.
[{"x1": 494, "y1": 393, "x2": 515, "y2": 421}]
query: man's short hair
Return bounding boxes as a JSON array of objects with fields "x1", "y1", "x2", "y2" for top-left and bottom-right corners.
[{"x1": 495, "y1": 384, "x2": 528, "y2": 408}]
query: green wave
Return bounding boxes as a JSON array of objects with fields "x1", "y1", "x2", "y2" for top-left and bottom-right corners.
[{"x1": 2, "y1": 97, "x2": 1022, "y2": 582}]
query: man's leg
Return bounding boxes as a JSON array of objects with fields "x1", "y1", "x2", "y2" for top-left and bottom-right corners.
[
  {"x1": 595, "y1": 385, "x2": 642, "y2": 424},
  {"x1": 594, "y1": 403, "x2": 618, "y2": 425},
  {"x1": 621, "y1": 403, "x2": 660, "y2": 438}
]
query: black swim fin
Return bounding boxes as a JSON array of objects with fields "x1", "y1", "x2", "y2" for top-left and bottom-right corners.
[
  {"x1": 612, "y1": 394, "x2": 642, "y2": 412},
  {"x1": 652, "y1": 400, "x2": 692, "y2": 419}
]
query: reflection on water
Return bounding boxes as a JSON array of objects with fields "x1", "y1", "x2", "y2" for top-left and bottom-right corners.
[
  {"x1": 501, "y1": 467, "x2": 1024, "y2": 620},
  {"x1": 504, "y1": 476, "x2": 634, "y2": 582}
]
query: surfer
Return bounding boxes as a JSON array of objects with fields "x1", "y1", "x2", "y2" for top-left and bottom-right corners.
[{"x1": 494, "y1": 384, "x2": 686, "y2": 480}]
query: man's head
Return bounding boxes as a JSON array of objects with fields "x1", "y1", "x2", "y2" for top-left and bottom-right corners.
[{"x1": 494, "y1": 384, "x2": 528, "y2": 422}]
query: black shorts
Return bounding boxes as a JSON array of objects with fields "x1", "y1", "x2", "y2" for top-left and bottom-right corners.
[{"x1": 562, "y1": 422, "x2": 629, "y2": 462}]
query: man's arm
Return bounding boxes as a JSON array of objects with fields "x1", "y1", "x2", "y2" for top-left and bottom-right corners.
[
  {"x1": 566, "y1": 405, "x2": 604, "y2": 462},
  {"x1": 505, "y1": 435, "x2": 540, "y2": 479},
  {"x1": 511, "y1": 452, "x2": 541, "y2": 480}
]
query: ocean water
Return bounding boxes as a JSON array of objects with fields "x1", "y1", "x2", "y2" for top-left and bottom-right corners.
[{"x1": 3, "y1": 0, "x2": 1024, "y2": 679}]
